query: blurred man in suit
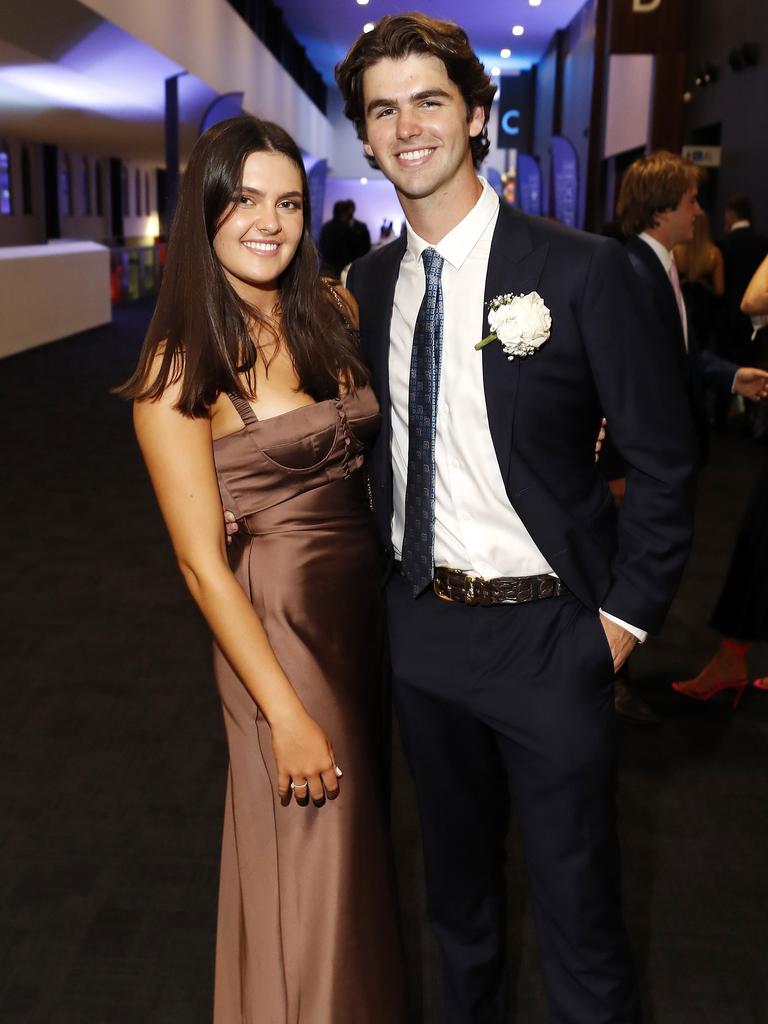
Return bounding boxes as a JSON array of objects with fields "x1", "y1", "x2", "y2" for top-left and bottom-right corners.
[
  {"x1": 597, "y1": 155, "x2": 768, "y2": 725},
  {"x1": 617, "y1": 153, "x2": 768, "y2": 458},
  {"x1": 718, "y1": 194, "x2": 768, "y2": 364}
]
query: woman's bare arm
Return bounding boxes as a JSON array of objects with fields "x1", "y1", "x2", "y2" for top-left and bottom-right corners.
[
  {"x1": 133, "y1": 374, "x2": 339, "y2": 803},
  {"x1": 741, "y1": 254, "x2": 768, "y2": 315}
]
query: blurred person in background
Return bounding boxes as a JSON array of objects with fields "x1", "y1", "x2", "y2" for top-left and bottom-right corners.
[
  {"x1": 121, "y1": 115, "x2": 407, "y2": 1024},
  {"x1": 718, "y1": 193, "x2": 768, "y2": 366},
  {"x1": 347, "y1": 199, "x2": 372, "y2": 261},
  {"x1": 618, "y1": 152, "x2": 768, "y2": 463},
  {"x1": 601, "y1": 154, "x2": 768, "y2": 724},
  {"x1": 675, "y1": 211, "x2": 727, "y2": 427},
  {"x1": 318, "y1": 198, "x2": 357, "y2": 279},
  {"x1": 674, "y1": 210, "x2": 724, "y2": 348},
  {"x1": 673, "y1": 253, "x2": 768, "y2": 705}
]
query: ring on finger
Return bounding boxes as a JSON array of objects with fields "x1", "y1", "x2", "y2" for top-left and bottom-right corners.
[{"x1": 290, "y1": 780, "x2": 309, "y2": 791}]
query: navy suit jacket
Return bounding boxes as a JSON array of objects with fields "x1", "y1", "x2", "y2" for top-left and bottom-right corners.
[
  {"x1": 625, "y1": 236, "x2": 737, "y2": 457},
  {"x1": 347, "y1": 203, "x2": 697, "y2": 634}
]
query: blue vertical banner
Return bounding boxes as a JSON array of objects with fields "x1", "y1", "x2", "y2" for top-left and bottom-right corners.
[
  {"x1": 497, "y1": 72, "x2": 533, "y2": 152},
  {"x1": 516, "y1": 154, "x2": 542, "y2": 216},
  {"x1": 199, "y1": 92, "x2": 245, "y2": 134},
  {"x1": 549, "y1": 136, "x2": 579, "y2": 228},
  {"x1": 306, "y1": 159, "x2": 327, "y2": 243},
  {"x1": 485, "y1": 167, "x2": 504, "y2": 197}
]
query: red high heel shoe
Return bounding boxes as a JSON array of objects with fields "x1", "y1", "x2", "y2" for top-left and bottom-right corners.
[{"x1": 672, "y1": 639, "x2": 749, "y2": 708}]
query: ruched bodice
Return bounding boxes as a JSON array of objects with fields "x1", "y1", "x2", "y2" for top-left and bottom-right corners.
[
  {"x1": 213, "y1": 388, "x2": 380, "y2": 530},
  {"x1": 208, "y1": 384, "x2": 406, "y2": 1024}
]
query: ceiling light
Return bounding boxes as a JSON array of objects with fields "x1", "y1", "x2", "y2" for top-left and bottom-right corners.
[
  {"x1": 491, "y1": 66, "x2": 501, "y2": 76},
  {"x1": 363, "y1": 22, "x2": 375, "y2": 32},
  {"x1": 500, "y1": 47, "x2": 511, "y2": 58},
  {"x1": 529, "y1": 0, "x2": 542, "y2": 6},
  {"x1": 356, "y1": 0, "x2": 370, "y2": 4},
  {"x1": 512, "y1": 25, "x2": 525, "y2": 36},
  {"x1": 360, "y1": 176, "x2": 368, "y2": 184}
]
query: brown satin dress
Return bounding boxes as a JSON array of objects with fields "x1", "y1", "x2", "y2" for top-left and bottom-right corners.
[{"x1": 210, "y1": 386, "x2": 407, "y2": 1024}]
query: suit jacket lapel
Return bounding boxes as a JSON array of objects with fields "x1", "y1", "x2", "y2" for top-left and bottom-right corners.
[
  {"x1": 363, "y1": 235, "x2": 406, "y2": 434},
  {"x1": 628, "y1": 237, "x2": 687, "y2": 358},
  {"x1": 482, "y1": 205, "x2": 549, "y2": 483}
]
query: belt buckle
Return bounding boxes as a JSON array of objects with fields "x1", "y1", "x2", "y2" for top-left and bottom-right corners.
[{"x1": 433, "y1": 574, "x2": 455, "y2": 603}]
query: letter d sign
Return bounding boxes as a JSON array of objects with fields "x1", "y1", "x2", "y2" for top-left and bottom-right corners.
[{"x1": 633, "y1": 0, "x2": 662, "y2": 10}]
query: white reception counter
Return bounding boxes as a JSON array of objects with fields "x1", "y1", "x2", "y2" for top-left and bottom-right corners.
[{"x1": 0, "y1": 241, "x2": 111, "y2": 358}]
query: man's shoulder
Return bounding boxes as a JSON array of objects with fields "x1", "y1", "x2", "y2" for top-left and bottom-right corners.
[
  {"x1": 347, "y1": 236, "x2": 406, "y2": 289},
  {"x1": 506, "y1": 207, "x2": 607, "y2": 252}
]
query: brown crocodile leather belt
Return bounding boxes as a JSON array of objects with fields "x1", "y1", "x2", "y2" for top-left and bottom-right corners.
[{"x1": 432, "y1": 566, "x2": 569, "y2": 607}]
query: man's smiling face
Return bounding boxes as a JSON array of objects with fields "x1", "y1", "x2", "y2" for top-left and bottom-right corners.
[{"x1": 361, "y1": 52, "x2": 485, "y2": 203}]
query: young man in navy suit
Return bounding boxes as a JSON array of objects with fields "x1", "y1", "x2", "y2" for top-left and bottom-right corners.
[{"x1": 336, "y1": 15, "x2": 696, "y2": 1023}]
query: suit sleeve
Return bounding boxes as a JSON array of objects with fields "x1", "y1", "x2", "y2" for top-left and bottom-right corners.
[
  {"x1": 579, "y1": 239, "x2": 698, "y2": 633},
  {"x1": 697, "y1": 347, "x2": 737, "y2": 395}
]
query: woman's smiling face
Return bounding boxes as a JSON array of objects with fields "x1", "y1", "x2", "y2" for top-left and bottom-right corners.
[{"x1": 213, "y1": 150, "x2": 305, "y2": 306}]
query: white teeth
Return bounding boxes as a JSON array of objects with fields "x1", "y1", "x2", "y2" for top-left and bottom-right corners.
[
  {"x1": 398, "y1": 148, "x2": 434, "y2": 161},
  {"x1": 242, "y1": 241, "x2": 278, "y2": 252}
]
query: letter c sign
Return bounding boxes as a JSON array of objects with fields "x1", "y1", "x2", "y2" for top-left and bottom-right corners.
[
  {"x1": 502, "y1": 109, "x2": 520, "y2": 137},
  {"x1": 633, "y1": 0, "x2": 662, "y2": 11}
]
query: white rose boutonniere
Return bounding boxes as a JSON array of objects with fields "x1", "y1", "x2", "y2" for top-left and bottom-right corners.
[{"x1": 475, "y1": 291, "x2": 552, "y2": 359}]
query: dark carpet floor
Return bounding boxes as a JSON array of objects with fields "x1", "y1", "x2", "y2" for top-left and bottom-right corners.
[{"x1": 2, "y1": 300, "x2": 767, "y2": 1024}]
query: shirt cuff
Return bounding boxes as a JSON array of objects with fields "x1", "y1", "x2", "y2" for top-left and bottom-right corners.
[{"x1": 599, "y1": 609, "x2": 647, "y2": 644}]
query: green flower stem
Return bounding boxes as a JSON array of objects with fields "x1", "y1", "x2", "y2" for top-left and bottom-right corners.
[{"x1": 474, "y1": 332, "x2": 497, "y2": 351}]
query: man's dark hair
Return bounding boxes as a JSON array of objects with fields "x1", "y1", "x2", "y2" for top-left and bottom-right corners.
[
  {"x1": 335, "y1": 12, "x2": 496, "y2": 169},
  {"x1": 725, "y1": 193, "x2": 752, "y2": 222}
]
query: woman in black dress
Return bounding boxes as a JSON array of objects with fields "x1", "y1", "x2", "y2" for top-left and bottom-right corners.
[{"x1": 673, "y1": 254, "x2": 768, "y2": 703}]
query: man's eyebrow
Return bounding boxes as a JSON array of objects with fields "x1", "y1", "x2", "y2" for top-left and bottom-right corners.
[{"x1": 366, "y1": 87, "x2": 452, "y2": 115}]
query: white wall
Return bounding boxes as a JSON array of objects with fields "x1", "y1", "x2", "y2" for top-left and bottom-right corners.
[
  {"x1": 0, "y1": 242, "x2": 111, "y2": 356},
  {"x1": 603, "y1": 55, "x2": 654, "y2": 159},
  {"x1": 80, "y1": 0, "x2": 332, "y2": 160}
]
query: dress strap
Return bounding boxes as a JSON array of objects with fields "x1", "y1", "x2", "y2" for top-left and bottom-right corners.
[
  {"x1": 327, "y1": 281, "x2": 357, "y2": 335},
  {"x1": 226, "y1": 391, "x2": 259, "y2": 426}
]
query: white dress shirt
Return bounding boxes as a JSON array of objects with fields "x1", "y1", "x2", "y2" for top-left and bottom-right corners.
[{"x1": 390, "y1": 178, "x2": 644, "y2": 640}]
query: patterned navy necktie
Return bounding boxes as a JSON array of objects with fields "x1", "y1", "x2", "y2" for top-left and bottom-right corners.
[{"x1": 401, "y1": 247, "x2": 445, "y2": 596}]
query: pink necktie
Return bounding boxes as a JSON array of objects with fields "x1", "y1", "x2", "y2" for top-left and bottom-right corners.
[{"x1": 668, "y1": 258, "x2": 688, "y2": 349}]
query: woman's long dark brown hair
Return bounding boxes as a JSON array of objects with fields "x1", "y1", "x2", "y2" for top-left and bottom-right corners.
[{"x1": 118, "y1": 115, "x2": 369, "y2": 415}]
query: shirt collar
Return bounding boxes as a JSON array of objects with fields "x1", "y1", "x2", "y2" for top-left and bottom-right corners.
[
  {"x1": 638, "y1": 231, "x2": 674, "y2": 273},
  {"x1": 404, "y1": 177, "x2": 499, "y2": 270}
]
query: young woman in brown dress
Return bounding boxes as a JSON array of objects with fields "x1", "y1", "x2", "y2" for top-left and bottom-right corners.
[{"x1": 120, "y1": 116, "x2": 406, "y2": 1024}]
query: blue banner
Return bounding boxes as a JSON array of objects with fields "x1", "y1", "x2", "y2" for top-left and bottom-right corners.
[
  {"x1": 549, "y1": 136, "x2": 579, "y2": 228},
  {"x1": 516, "y1": 154, "x2": 542, "y2": 216},
  {"x1": 199, "y1": 93, "x2": 245, "y2": 134},
  {"x1": 485, "y1": 167, "x2": 504, "y2": 197},
  {"x1": 306, "y1": 159, "x2": 327, "y2": 243},
  {"x1": 497, "y1": 72, "x2": 533, "y2": 152}
]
